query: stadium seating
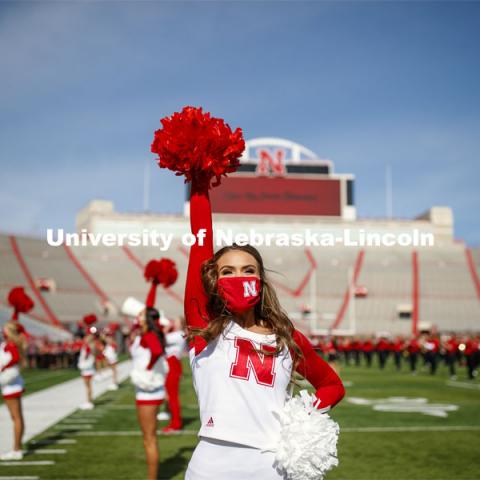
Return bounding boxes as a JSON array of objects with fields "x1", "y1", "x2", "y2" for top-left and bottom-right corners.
[{"x1": 1, "y1": 233, "x2": 479, "y2": 335}]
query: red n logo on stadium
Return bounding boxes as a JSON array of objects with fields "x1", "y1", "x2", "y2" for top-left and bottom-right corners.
[
  {"x1": 230, "y1": 337, "x2": 276, "y2": 387},
  {"x1": 256, "y1": 149, "x2": 286, "y2": 177}
]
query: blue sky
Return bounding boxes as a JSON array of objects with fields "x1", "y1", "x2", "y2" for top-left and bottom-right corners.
[{"x1": 0, "y1": 1, "x2": 479, "y2": 245}]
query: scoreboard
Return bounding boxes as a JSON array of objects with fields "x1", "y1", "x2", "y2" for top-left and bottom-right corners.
[{"x1": 191, "y1": 137, "x2": 355, "y2": 220}]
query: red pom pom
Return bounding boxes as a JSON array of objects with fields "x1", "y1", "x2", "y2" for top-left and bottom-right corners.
[
  {"x1": 8, "y1": 286, "x2": 34, "y2": 317},
  {"x1": 151, "y1": 106, "x2": 245, "y2": 189},
  {"x1": 144, "y1": 258, "x2": 178, "y2": 288},
  {"x1": 83, "y1": 314, "x2": 97, "y2": 326},
  {"x1": 108, "y1": 322, "x2": 120, "y2": 333}
]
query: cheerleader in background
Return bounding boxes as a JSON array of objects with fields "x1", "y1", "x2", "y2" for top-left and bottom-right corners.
[
  {"x1": 130, "y1": 307, "x2": 168, "y2": 480},
  {"x1": 0, "y1": 321, "x2": 27, "y2": 460},
  {"x1": 94, "y1": 334, "x2": 108, "y2": 381},
  {"x1": 77, "y1": 329, "x2": 97, "y2": 410},
  {"x1": 103, "y1": 333, "x2": 119, "y2": 390},
  {"x1": 160, "y1": 316, "x2": 187, "y2": 432}
]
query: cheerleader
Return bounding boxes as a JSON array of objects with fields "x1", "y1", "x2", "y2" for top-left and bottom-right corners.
[
  {"x1": 0, "y1": 321, "x2": 26, "y2": 460},
  {"x1": 161, "y1": 317, "x2": 187, "y2": 432},
  {"x1": 149, "y1": 106, "x2": 344, "y2": 478},
  {"x1": 183, "y1": 181, "x2": 345, "y2": 479},
  {"x1": 103, "y1": 334, "x2": 119, "y2": 390},
  {"x1": 77, "y1": 330, "x2": 97, "y2": 410},
  {"x1": 130, "y1": 307, "x2": 167, "y2": 480}
]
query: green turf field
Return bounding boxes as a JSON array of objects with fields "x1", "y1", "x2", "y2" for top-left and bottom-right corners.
[{"x1": 1, "y1": 358, "x2": 479, "y2": 480}]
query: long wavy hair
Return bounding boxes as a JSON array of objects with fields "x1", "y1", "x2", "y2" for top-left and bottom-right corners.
[
  {"x1": 189, "y1": 244, "x2": 302, "y2": 367},
  {"x1": 145, "y1": 307, "x2": 166, "y2": 351}
]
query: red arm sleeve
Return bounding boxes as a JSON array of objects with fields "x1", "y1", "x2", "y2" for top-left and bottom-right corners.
[
  {"x1": 2, "y1": 343, "x2": 20, "y2": 371},
  {"x1": 293, "y1": 329, "x2": 345, "y2": 410},
  {"x1": 184, "y1": 180, "x2": 214, "y2": 354},
  {"x1": 141, "y1": 332, "x2": 164, "y2": 370}
]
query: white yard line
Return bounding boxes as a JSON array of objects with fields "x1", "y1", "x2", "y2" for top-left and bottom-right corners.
[
  {"x1": 32, "y1": 449, "x2": 67, "y2": 455},
  {"x1": 0, "y1": 477, "x2": 40, "y2": 480},
  {"x1": 74, "y1": 430, "x2": 198, "y2": 436},
  {"x1": 53, "y1": 424, "x2": 93, "y2": 430},
  {"x1": 342, "y1": 425, "x2": 480, "y2": 432},
  {"x1": 446, "y1": 381, "x2": 480, "y2": 390},
  {"x1": 0, "y1": 461, "x2": 55, "y2": 466},
  {"x1": 30, "y1": 439, "x2": 76, "y2": 445}
]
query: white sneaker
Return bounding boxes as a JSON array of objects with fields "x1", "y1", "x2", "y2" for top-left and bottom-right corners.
[
  {"x1": 157, "y1": 412, "x2": 171, "y2": 421},
  {"x1": 107, "y1": 384, "x2": 119, "y2": 391},
  {"x1": 79, "y1": 402, "x2": 94, "y2": 410},
  {"x1": 0, "y1": 450, "x2": 23, "y2": 461}
]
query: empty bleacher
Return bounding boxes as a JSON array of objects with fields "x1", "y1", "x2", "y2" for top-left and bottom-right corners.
[{"x1": 1, "y1": 232, "x2": 478, "y2": 334}]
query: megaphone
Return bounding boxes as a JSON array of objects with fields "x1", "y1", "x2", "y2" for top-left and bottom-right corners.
[{"x1": 121, "y1": 297, "x2": 145, "y2": 317}]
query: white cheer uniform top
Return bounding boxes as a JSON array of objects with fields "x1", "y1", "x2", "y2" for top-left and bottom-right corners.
[
  {"x1": 166, "y1": 331, "x2": 187, "y2": 359},
  {"x1": 190, "y1": 320, "x2": 293, "y2": 450}
]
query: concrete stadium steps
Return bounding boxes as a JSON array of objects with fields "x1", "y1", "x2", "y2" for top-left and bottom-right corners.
[
  {"x1": 1, "y1": 233, "x2": 479, "y2": 333},
  {"x1": 0, "y1": 237, "x2": 54, "y2": 323},
  {"x1": 354, "y1": 248, "x2": 412, "y2": 335},
  {"x1": 0, "y1": 245, "x2": 31, "y2": 288},
  {"x1": 71, "y1": 243, "x2": 187, "y2": 319},
  {"x1": 418, "y1": 247, "x2": 480, "y2": 330},
  {"x1": 39, "y1": 292, "x2": 101, "y2": 323},
  {"x1": 15, "y1": 238, "x2": 92, "y2": 291},
  {"x1": 71, "y1": 245, "x2": 144, "y2": 306},
  {"x1": 420, "y1": 298, "x2": 480, "y2": 331}
]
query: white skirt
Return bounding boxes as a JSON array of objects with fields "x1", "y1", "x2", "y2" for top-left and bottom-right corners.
[{"x1": 185, "y1": 437, "x2": 286, "y2": 480}]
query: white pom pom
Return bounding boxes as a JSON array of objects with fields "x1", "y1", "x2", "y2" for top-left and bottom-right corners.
[
  {"x1": 130, "y1": 368, "x2": 165, "y2": 391},
  {"x1": 0, "y1": 366, "x2": 20, "y2": 386},
  {"x1": 272, "y1": 390, "x2": 340, "y2": 480}
]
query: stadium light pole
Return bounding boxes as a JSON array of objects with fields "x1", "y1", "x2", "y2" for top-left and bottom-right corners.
[
  {"x1": 386, "y1": 164, "x2": 393, "y2": 219},
  {"x1": 309, "y1": 267, "x2": 317, "y2": 334},
  {"x1": 144, "y1": 158, "x2": 151, "y2": 213},
  {"x1": 348, "y1": 266, "x2": 356, "y2": 335}
]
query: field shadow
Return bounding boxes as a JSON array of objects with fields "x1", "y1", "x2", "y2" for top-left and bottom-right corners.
[{"x1": 158, "y1": 446, "x2": 195, "y2": 479}]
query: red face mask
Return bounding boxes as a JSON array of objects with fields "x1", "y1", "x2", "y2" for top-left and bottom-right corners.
[{"x1": 217, "y1": 276, "x2": 261, "y2": 314}]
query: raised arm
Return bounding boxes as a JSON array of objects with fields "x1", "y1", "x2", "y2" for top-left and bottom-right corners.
[
  {"x1": 184, "y1": 180, "x2": 214, "y2": 351},
  {"x1": 293, "y1": 329, "x2": 345, "y2": 410}
]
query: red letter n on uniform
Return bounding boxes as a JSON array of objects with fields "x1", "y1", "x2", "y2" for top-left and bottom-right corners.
[{"x1": 229, "y1": 337, "x2": 276, "y2": 387}]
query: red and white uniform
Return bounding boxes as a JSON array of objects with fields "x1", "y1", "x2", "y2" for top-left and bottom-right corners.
[
  {"x1": 0, "y1": 341, "x2": 24, "y2": 399},
  {"x1": 130, "y1": 332, "x2": 167, "y2": 405},
  {"x1": 77, "y1": 342, "x2": 95, "y2": 378},
  {"x1": 184, "y1": 184, "x2": 345, "y2": 479},
  {"x1": 165, "y1": 330, "x2": 187, "y2": 427},
  {"x1": 104, "y1": 341, "x2": 118, "y2": 366}
]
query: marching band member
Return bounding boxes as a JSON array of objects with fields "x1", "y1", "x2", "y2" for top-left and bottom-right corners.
[
  {"x1": 444, "y1": 333, "x2": 459, "y2": 380},
  {"x1": 407, "y1": 336, "x2": 421, "y2": 374},
  {"x1": 392, "y1": 336, "x2": 405, "y2": 371},
  {"x1": 423, "y1": 333, "x2": 440, "y2": 375}
]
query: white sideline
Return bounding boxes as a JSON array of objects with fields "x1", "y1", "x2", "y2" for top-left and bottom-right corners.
[
  {"x1": 73, "y1": 425, "x2": 480, "y2": 437},
  {"x1": 342, "y1": 425, "x2": 480, "y2": 432},
  {"x1": 0, "y1": 361, "x2": 131, "y2": 451}
]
